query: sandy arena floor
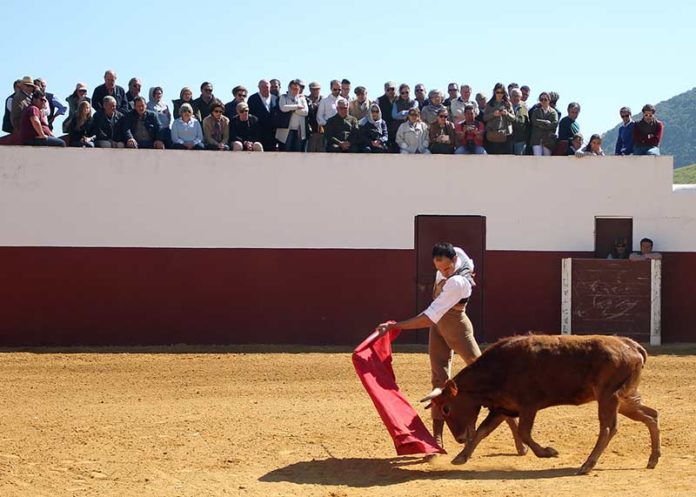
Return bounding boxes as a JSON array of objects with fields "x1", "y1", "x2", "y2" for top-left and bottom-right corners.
[{"x1": 0, "y1": 344, "x2": 695, "y2": 497}]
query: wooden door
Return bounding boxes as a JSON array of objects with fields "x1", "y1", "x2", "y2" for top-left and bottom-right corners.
[
  {"x1": 415, "y1": 215, "x2": 486, "y2": 343},
  {"x1": 595, "y1": 217, "x2": 633, "y2": 258}
]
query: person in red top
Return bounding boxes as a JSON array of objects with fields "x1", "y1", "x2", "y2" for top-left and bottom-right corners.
[
  {"x1": 632, "y1": 104, "x2": 663, "y2": 156},
  {"x1": 454, "y1": 104, "x2": 486, "y2": 154},
  {"x1": 19, "y1": 91, "x2": 66, "y2": 147}
]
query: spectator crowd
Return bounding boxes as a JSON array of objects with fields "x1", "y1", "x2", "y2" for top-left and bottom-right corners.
[{"x1": 2, "y1": 72, "x2": 665, "y2": 157}]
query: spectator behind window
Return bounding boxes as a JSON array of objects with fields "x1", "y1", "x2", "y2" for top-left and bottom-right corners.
[
  {"x1": 396, "y1": 107, "x2": 430, "y2": 154},
  {"x1": 483, "y1": 83, "x2": 515, "y2": 155},
  {"x1": 633, "y1": 104, "x2": 663, "y2": 156},
  {"x1": 275, "y1": 80, "x2": 308, "y2": 152},
  {"x1": 357, "y1": 103, "x2": 388, "y2": 153},
  {"x1": 63, "y1": 82, "x2": 91, "y2": 134},
  {"x1": 629, "y1": 237, "x2": 662, "y2": 261},
  {"x1": 575, "y1": 134, "x2": 605, "y2": 157},
  {"x1": 202, "y1": 100, "x2": 230, "y2": 151},
  {"x1": 230, "y1": 102, "x2": 263, "y2": 152},
  {"x1": 607, "y1": 238, "x2": 629, "y2": 260},
  {"x1": 530, "y1": 92, "x2": 558, "y2": 156},
  {"x1": 171, "y1": 103, "x2": 204, "y2": 150},
  {"x1": 67, "y1": 100, "x2": 95, "y2": 148}
]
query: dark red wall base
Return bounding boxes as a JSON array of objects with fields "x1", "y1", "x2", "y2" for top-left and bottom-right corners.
[{"x1": 0, "y1": 247, "x2": 694, "y2": 345}]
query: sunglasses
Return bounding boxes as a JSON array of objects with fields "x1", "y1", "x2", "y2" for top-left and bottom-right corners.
[
  {"x1": 212, "y1": 109, "x2": 223, "y2": 114},
  {"x1": 438, "y1": 114, "x2": 448, "y2": 118},
  {"x1": 416, "y1": 88, "x2": 425, "y2": 92},
  {"x1": 203, "y1": 88, "x2": 213, "y2": 92},
  {"x1": 387, "y1": 88, "x2": 395, "y2": 92},
  {"x1": 238, "y1": 94, "x2": 247, "y2": 98},
  {"x1": 400, "y1": 91, "x2": 409, "y2": 95},
  {"x1": 495, "y1": 91, "x2": 505, "y2": 94},
  {"x1": 239, "y1": 109, "x2": 249, "y2": 113},
  {"x1": 621, "y1": 114, "x2": 630, "y2": 118}
]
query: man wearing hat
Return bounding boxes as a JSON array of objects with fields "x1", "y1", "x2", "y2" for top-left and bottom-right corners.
[
  {"x1": 306, "y1": 81, "x2": 323, "y2": 152},
  {"x1": 10, "y1": 76, "x2": 36, "y2": 133}
]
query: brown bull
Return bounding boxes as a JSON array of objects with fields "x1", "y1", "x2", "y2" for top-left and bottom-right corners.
[{"x1": 421, "y1": 334, "x2": 660, "y2": 474}]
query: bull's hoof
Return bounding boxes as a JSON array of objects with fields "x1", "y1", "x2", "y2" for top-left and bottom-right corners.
[
  {"x1": 576, "y1": 464, "x2": 593, "y2": 475},
  {"x1": 539, "y1": 446, "x2": 559, "y2": 458},
  {"x1": 516, "y1": 444, "x2": 528, "y2": 456},
  {"x1": 451, "y1": 450, "x2": 470, "y2": 465},
  {"x1": 647, "y1": 453, "x2": 660, "y2": 469}
]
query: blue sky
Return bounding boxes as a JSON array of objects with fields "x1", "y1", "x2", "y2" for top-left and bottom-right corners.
[{"x1": 2, "y1": 0, "x2": 693, "y2": 138}]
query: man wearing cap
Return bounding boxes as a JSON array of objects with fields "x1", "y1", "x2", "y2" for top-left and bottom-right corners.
[
  {"x1": 18, "y1": 90, "x2": 66, "y2": 147},
  {"x1": 92, "y1": 70, "x2": 128, "y2": 114},
  {"x1": 248, "y1": 79, "x2": 278, "y2": 152},
  {"x1": 306, "y1": 81, "x2": 323, "y2": 153},
  {"x1": 34, "y1": 78, "x2": 67, "y2": 131},
  {"x1": 224, "y1": 85, "x2": 248, "y2": 119},
  {"x1": 324, "y1": 98, "x2": 359, "y2": 153},
  {"x1": 63, "y1": 82, "x2": 91, "y2": 134},
  {"x1": 10, "y1": 76, "x2": 36, "y2": 133}
]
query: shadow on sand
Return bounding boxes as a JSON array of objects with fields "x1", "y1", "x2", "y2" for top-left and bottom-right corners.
[{"x1": 259, "y1": 456, "x2": 578, "y2": 487}]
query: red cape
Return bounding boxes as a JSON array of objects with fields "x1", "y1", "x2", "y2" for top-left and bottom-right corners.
[{"x1": 352, "y1": 326, "x2": 446, "y2": 455}]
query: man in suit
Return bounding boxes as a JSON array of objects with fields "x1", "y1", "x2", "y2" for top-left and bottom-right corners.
[{"x1": 247, "y1": 79, "x2": 277, "y2": 152}]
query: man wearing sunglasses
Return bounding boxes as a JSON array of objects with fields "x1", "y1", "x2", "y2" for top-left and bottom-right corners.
[
  {"x1": 18, "y1": 90, "x2": 65, "y2": 147},
  {"x1": 615, "y1": 106, "x2": 635, "y2": 156}
]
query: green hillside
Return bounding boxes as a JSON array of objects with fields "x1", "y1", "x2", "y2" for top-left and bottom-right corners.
[
  {"x1": 674, "y1": 163, "x2": 696, "y2": 184},
  {"x1": 602, "y1": 88, "x2": 696, "y2": 168}
]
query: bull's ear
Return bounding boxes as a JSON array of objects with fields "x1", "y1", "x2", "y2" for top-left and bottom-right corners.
[{"x1": 444, "y1": 380, "x2": 458, "y2": 397}]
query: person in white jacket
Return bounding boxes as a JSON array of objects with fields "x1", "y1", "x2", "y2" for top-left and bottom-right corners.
[
  {"x1": 275, "y1": 79, "x2": 308, "y2": 152},
  {"x1": 396, "y1": 107, "x2": 430, "y2": 154}
]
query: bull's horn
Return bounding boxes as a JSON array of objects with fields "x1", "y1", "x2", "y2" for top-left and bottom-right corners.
[{"x1": 420, "y1": 388, "x2": 443, "y2": 403}]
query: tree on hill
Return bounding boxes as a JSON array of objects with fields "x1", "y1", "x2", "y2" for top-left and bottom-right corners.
[{"x1": 602, "y1": 88, "x2": 696, "y2": 168}]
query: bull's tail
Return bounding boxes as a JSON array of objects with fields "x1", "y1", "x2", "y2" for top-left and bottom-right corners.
[{"x1": 619, "y1": 336, "x2": 648, "y2": 367}]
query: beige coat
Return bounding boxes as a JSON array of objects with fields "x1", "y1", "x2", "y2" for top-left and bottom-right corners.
[{"x1": 202, "y1": 114, "x2": 230, "y2": 146}]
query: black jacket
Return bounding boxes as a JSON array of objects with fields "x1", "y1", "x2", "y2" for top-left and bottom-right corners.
[
  {"x1": 92, "y1": 84, "x2": 129, "y2": 114},
  {"x1": 89, "y1": 110, "x2": 123, "y2": 142},
  {"x1": 247, "y1": 92, "x2": 277, "y2": 149},
  {"x1": 229, "y1": 114, "x2": 260, "y2": 143}
]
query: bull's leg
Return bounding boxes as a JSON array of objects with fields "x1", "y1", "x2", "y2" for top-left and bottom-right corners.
[
  {"x1": 578, "y1": 394, "x2": 619, "y2": 475},
  {"x1": 618, "y1": 397, "x2": 661, "y2": 469},
  {"x1": 504, "y1": 417, "x2": 528, "y2": 455},
  {"x1": 452, "y1": 411, "x2": 505, "y2": 465},
  {"x1": 517, "y1": 408, "x2": 559, "y2": 458}
]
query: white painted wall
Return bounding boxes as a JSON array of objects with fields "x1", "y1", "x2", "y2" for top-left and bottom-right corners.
[{"x1": 1, "y1": 147, "x2": 693, "y2": 251}]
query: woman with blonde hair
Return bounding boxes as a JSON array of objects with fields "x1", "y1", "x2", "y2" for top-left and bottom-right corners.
[
  {"x1": 171, "y1": 103, "x2": 204, "y2": 150},
  {"x1": 67, "y1": 100, "x2": 95, "y2": 147}
]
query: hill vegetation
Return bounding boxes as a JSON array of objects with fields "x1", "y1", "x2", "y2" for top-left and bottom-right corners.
[
  {"x1": 674, "y1": 163, "x2": 696, "y2": 183},
  {"x1": 602, "y1": 88, "x2": 696, "y2": 168}
]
